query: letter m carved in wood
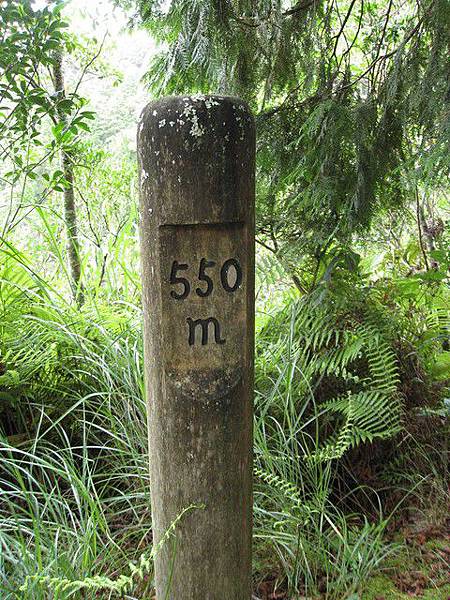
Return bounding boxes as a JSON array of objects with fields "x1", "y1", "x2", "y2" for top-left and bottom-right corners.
[{"x1": 186, "y1": 317, "x2": 226, "y2": 346}]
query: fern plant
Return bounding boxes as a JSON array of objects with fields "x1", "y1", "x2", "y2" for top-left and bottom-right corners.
[
  {"x1": 256, "y1": 292, "x2": 403, "y2": 463},
  {"x1": 253, "y1": 292, "x2": 400, "y2": 597}
]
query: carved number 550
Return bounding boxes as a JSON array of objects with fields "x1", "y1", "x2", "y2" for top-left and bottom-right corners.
[{"x1": 169, "y1": 258, "x2": 242, "y2": 300}]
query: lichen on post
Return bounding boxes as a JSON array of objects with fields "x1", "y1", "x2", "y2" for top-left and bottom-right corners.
[{"x1": 138, "y1": 95, "x2": 255, "y2": 600}]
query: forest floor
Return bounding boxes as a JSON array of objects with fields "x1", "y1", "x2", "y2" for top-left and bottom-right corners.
[
  {"x1": 362, "y1": 522, "x2": 450, "y2": 600},
  {"x1": 254, "y1": 517, "x2": 450, "y2": 599}
]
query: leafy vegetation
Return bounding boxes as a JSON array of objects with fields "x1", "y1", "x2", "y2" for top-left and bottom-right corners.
[
  {"x1": 0, "y1": 0, "x2": 448, "y2": 598},
  {"x1": 121, "y1": 0, "x2": 449, "y2": 289}
]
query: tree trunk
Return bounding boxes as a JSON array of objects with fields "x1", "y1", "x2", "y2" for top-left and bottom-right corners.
[{"x1": 53, "y1": 50, "x2": 84, "y2": 305}]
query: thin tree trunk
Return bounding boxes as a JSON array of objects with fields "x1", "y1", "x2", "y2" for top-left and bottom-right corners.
[
  {"x1": 420, "y1": 204, "x2": 438, "y2": 270},
  {"x1": 53, "y1": 50, "x2": 84, "y2": 305},
  {"x1": 415, "y1": 186, "x2": 430, "y2": 271}
]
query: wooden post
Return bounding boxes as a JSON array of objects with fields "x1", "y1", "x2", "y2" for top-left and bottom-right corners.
[{"x1": 138, "y1": 95, "x2": 255, "y2": 600}]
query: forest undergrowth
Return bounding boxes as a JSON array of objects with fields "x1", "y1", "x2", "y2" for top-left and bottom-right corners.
[{"x1": 0, "y1": 242, "x2": 448, "y2": 599}]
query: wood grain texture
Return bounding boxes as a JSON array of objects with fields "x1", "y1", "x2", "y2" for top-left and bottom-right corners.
[{"x1": 138, "y1": 95, "x2": 255, "y2": 600}]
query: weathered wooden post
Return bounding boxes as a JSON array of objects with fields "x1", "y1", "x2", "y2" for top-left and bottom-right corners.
[{"x1": 138, "y1": 95, "x2": 255, "y2": 599}]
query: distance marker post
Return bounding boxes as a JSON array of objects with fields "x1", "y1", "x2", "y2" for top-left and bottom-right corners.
[{"x1": 138, "y1": 95, "x2": 255, "y2": 600}]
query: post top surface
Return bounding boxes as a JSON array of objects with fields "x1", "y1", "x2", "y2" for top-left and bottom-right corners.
[
  {"x1": 137, "y1": 93, "x2": 255, "y2": 225},
  {"x1": 139, "y1": 94, "x2": 252, "y2": 126}
]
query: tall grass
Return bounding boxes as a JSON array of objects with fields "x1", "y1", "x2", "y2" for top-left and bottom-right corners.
[{"x1": 0, "y1": 248, "x2": 399, "y2": 599}]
